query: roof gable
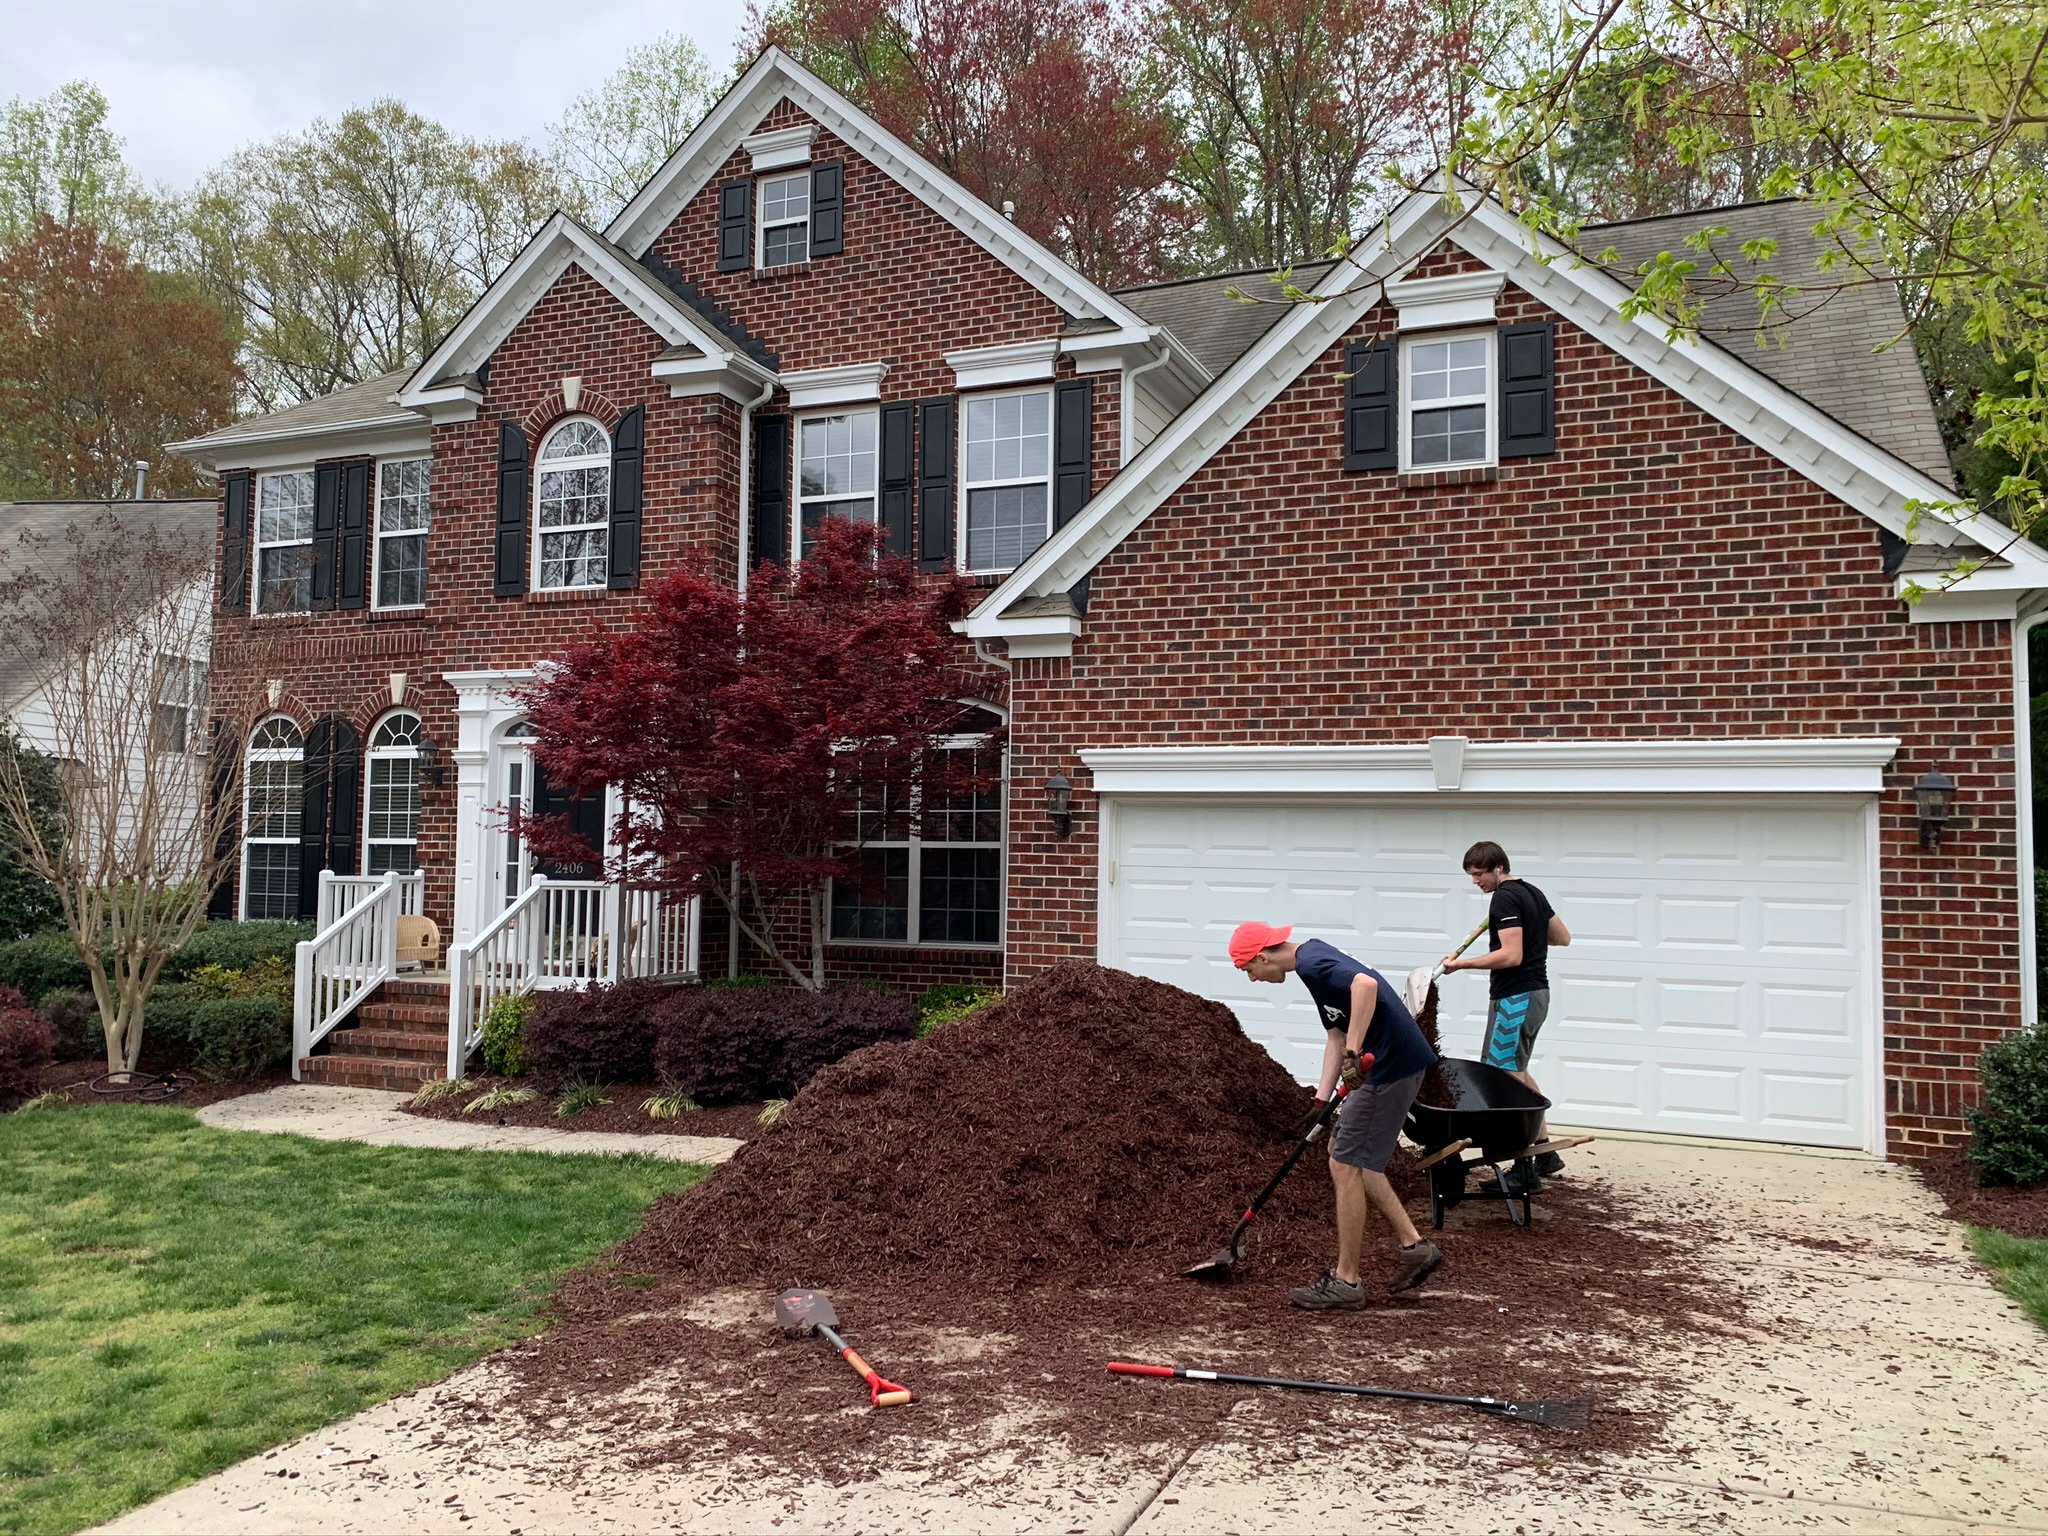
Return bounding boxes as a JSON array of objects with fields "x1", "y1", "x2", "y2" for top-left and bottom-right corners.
[
  {"x1": 967, "y1": 181, "x2": 2048, "y2": 645},
  {"x1": 606, "y1": 48, "x2": 1158, "y2": 334}
]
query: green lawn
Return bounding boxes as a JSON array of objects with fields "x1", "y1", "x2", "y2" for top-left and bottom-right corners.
[
  {"x1": 1973, "y1": 1226, "x2": 2048, "y2": 1334},
  {"x1": 0, "y1": 1105, "x2": 704, "y2": 1536}
]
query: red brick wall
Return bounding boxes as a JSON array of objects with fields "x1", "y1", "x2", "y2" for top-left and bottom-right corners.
[{"x1": 1002, "y1": 254, "x2": 2021, "y2": 1157}]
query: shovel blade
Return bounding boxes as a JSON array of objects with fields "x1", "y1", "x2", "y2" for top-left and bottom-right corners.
[
  {"x1": 1181, "y1": 1246, "x2": 1243, "y2": 1281},
  {"x1": 774, "y1": 1288, "x2": 839, "y2": 1338}
]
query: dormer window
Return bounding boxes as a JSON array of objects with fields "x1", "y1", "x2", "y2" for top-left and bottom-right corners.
[
  {"x1": 760, "y1": 172, "x2": 810, "y2": 268},
  {"x1": 1404, "y1": 333, "x2": 1493, "y2": 469}
]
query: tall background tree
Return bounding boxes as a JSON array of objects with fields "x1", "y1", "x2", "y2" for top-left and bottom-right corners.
[
  {"x1": 549, "y1": 32, "x2": 721, "y2": 225},
  {"x1": 0, "y1": 81, "x2": 144, "y2": 246}
]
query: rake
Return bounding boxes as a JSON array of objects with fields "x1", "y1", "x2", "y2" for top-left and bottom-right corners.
[{"x1": 1107, "y1": 1360, "x2": 1593, "y2": 1431}]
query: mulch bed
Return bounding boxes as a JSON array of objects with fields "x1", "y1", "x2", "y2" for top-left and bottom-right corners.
[
  {"x1": 1914, "y1": 1146, "x2": 2048, "y2": 1240},
  {"x1": 37, "y1": 1057, "x2": 293, "y2": 1111},
  {"x1": 456, "y1": 963, "x2": 1744, "y2": 1486},
  {"x1": 398, "y1": 1075, "x2": 770, "y2": 1141}
]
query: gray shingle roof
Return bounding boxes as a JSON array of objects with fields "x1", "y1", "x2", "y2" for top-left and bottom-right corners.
[
  {"x1": 172, "y1": 370, "x2": 418, "y2": 454},
  {"x1": 1113, "y1": 201, "x2": 1953, "y2": 485},
  {"x1": 0, "y1": 500, "x2": 215, "y2": 712}
]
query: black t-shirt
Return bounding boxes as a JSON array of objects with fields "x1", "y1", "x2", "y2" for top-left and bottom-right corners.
[
  {"x1": 1486, "y1": 879, "x2": 1555, "y2": 999},
  {"x1": 1293, "y1": 938, "x2": 1438, "y2": 1084}
]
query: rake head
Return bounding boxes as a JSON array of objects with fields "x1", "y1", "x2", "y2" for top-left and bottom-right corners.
[{"x1": 1475, "y1": 1395, "x2": 1595, "y2": 1432}]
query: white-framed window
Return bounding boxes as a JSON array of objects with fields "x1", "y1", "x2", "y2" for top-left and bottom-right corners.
[
  {"x1": 150, "y1": 657, "x2": 208, "y2": 755},
  {"x1": 759, "y1": 171, "x2": 809, "y2": 268},
  {"x1": 255, "y1": 469, "x2": 316, "y2": 613},
  {"x1": 1403, "y1": 331, "x2": 1494, "y2": 470},
  {"x1": 961, "y1": 389, "x2": 1052, "y2": 573},
  {"x1": 242, "y1": 716, "x2": 304, "y2": 920},
  {"x1": 829, "y1": 705, "x2": 1006, "y2": 948},
  {"x1": 364, "y1": 711, "x2": 422, "y2": 876},
  {"x1": 796, "y1": 410, "x2": 877, "y2": 558},
  {"x1": 374, "y1": 457, "x2": 430, "y2": 608},
  {"x1": 534, "y1": 417, "x2": 610, "y2": 590}
]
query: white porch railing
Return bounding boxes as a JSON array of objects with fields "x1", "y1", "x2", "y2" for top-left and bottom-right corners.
[
  {"x1": 317, "y1": 869, "x2": 424, "y2": 929},
  {"x1": 292, "y1": 870, "x2": 406, "y2": 1080},
  {"x1": 446, "y1": 876, "x2": 698, "y2": 1078}
]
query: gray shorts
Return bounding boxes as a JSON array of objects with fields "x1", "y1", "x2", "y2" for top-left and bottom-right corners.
[
  {"x1": 1331, "y1": 1070, "x2": 1425, "y2": 1173},
  {"x1": 1483, "y1": 989, "x2": 1550, "y2": 1073}
]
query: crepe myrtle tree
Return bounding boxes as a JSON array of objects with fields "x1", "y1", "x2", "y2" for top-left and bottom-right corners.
[{"x1": 516, "y1": 517, "x2": 992, "y2": 990}]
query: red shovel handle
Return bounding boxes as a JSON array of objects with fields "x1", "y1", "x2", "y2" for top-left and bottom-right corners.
[{"x1": 843, "y1": 1347, "x2": 915, "y2": 1407}]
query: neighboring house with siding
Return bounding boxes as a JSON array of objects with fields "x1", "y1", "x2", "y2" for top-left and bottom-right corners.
[{"x1": 170, "y1": 48, "x2": 2045, "y2": 1157}]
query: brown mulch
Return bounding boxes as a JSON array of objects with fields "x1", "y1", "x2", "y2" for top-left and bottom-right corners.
[
  {"x1": 459, "y1": 963, "x2": 1745, "y2": 1485},
  {"x1": 1914, "y1": 1146, "x2": 2048, "y2": 1240},
  {"x1": 38, "y1": 1057, "x2": 293, "y2": 1110},
  {"x1": 399, "y1": 1075, "x2": 768, "y2": 1141}
]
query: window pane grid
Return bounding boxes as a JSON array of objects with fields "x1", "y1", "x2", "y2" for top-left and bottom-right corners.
[
  {"x1": 1407, "y1": 335, "x2": 1490, "y2": 469},
  {"x1": 829, "y1": 744, "x2": 1003, "y2": 947},
  {"x1": 375, "y1": 458, "x2": 429, "y2": 608},
  {"x1": 761, "y1": 173, "x2": 809, "y2": 269},
  {"x1": 963, "y1": 392, "x2": 1051, "y2": 573},
  {"x1": 244, "y1": 717, "x2": 304, "y2": 920},
  {"x1": 798, "y1": 412, "x2": 877, "y2": 556},
  {"x1": 535, "y1": 422, "x2": 609, "y2": 590},
  {"x1": 256, "y1": 469, "x2": 316, "y2": 614}
]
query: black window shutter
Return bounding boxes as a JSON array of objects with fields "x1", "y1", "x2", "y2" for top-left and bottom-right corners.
[
  {"x1": 917, "y1": 396, "x2": 955, "y2": 572},
  {"x1": 297, "y1": 717, "x2": 332, "y2": 920},
  {"x1": 752, "y1": 415, "x2": 790, "y2": 569},
  {"x1": 337, "y1": 459, "x2": 370, "y2": 610},
  {"x1": 1498, "y1": 321, "x2": 1557, "y2": 457},
  {"x1": 718, "y1": 180, "x2": 753, "y2": 271},
  {"x1": 207, "y1": 728, "x2": 237, "y2": 919},
  {"x1": 310, "y1": 462, "x2": 341, "y2": 610},
  {"x1": 1054, "y1": 378, "x2": 1093, "y2": 529},
  {"x1": 1344, "y1": 340, "x2": 1397, "y2": 471},
  {"x1": 220, "y1": 472, "x2": 251, "y2": 614},
  {"x1": 879, "y1": 402, "x2": 914, "y2": 559},
  {"x1": 494, "y1": 421, "x2": 529, "y2": 597},
  {"x1": 327, "y1": 718, "x2": 361, "y2": 876},
  {"x1": 809, "y1": 160, "x2": 844, "y2": 257},
  {"x1": 608, "y1": 405, "x2": 644, "y2": 589}
]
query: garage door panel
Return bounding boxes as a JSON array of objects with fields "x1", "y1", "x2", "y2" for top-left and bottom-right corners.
[{"x1": 1104, "y1": 796, "x2": 1873, "y2": 1150}]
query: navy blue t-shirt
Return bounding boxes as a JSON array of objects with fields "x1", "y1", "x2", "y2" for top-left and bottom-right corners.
[{"x1": 1293, "y1": 938, "x2": 1437, "y2": 1086}]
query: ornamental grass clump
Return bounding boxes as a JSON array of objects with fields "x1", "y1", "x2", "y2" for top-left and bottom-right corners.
[
  {"x1": 556, "y1": 1081, "x2": 611, "y2": 1119},
  {"x1": 407, "y1": 1076, "x2": 472, "y2": 1108},
  {"x1": 464, "y1": 1085, "x2": 538, "y2": 1115},
  {"x1": 1967, "y1": 1021, "x2": 2048, "y2": 1186}
]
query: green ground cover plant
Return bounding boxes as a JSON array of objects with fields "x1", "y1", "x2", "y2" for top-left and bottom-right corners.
[
  {"x1": 0, "y1": 1106, "x2": 704, "y2": 1535},
  {"x1": 1973, "y1": 1229, "x2": 2048, "y2": 1335}
]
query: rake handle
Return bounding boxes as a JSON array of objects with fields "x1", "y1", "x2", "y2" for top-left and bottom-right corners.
[{"x1": 1107, "y1": 1361, "x2": 1512, "y2": 1413}]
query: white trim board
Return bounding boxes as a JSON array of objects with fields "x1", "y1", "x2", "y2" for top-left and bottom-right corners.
[
  {"x1": 964, "y1": 179, "x2": 2048, "y2": 652},
  {"x1": 1081, "y1": 736, "x2": 1902, "y2": 797}
]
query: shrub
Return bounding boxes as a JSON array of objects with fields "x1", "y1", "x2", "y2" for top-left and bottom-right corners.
[
  {"x1": 557, "y1": 1081, "x2": 611, "y2": 1118},
  {"x1": 0, "y1": 990, "x2": 55, "y2": 1110},
  {"x1": 480, "y1": 993, "x2": 536, "y2": 1077},
  {"x1": 704, "y1": 972, "x2": 776, "y2": 991},
  {"x1": 162, "y1": 921, "x2": 313, "y2": 979},
  {"x1": 651, "y1": 986, "x2": 916, "y2": 1103},
  {"x1": 1968, "y1": 1021, "x2": 2048, "y2": 1186},
  {"x1": 0, "y1": 921, "x2": 312, "y2": 1009},
  {"x1": 0, "y1": 932, "x2": 90, "y2": 1003},
  {"x1": 38, "y1": 989, "x2": 99, "y2": 1061},
  {"x1": 149, "y1": 990, "x2": 292, "y2": 1077},
  {"x1": 916, "y1": 983, "x2": 998, "y2": 1037},
  {"x1": 524, "y1": 978, "x2": 669, "y2": 1090}
]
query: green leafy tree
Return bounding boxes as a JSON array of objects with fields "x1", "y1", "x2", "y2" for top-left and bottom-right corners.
[
  {"x1": 548, "y1": 33, "x2": 720, "y2": 225},
  {"x1": 0, "y1": 733, "x2": 62, "y2": 941},
  {"x1": 0, "y1": 81, "x2": 143, "y2": 245}
]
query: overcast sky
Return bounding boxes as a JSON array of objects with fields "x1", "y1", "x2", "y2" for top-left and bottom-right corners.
[{"x1": 2, "y1": 0, "x2": 751, "y2": 190}]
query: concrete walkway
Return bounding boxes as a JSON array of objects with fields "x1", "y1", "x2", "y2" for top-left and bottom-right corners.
[
  {"x1": 196, "y1": 1084, "x2": 744, "y2": 1164},
  {"x1": 98, "y1": 1138, "x2": 2048, "y2": 1535}
]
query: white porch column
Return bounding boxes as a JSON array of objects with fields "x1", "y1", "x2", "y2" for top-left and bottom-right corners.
[{"x1": 443, "y1": 669, "x2": 537, "y2": 948}]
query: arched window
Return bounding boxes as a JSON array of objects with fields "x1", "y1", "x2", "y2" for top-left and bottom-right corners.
[
  {"x1": 535, "y1": 417, "x2": 610, "y2": 590},
  {"x1": 364, "y1": 711, "x2": 422, "y2": 876},
  {"x1": 243, "y1": 717, "x2": 305, "y2": 920}
]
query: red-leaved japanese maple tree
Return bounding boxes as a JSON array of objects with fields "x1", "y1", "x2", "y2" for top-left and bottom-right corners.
[{"x1": 516, "y1": 517, "x2": 987, "y2": 988}]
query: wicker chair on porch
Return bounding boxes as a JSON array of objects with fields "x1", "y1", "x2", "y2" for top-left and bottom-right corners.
[{"x1": 397, "y1": 915, "x2": 442, "y2": 973}]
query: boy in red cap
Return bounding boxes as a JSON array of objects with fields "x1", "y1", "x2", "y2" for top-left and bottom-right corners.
[{"x1": 1229, "y1": 921, "x2": 1444, "y2": 1306}]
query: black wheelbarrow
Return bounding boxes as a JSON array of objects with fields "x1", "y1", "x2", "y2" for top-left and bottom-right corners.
[{"x1": 1403, "y1": 1058, "x2": 1594, "y2": 1229}]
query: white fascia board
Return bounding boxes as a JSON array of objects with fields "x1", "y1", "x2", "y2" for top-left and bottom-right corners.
[
  {"x1": 1895, "y1": 580, "x2": 2021, "y2": 622},
  {"x1": 781, "y1": 361, "x2": 889, "y2": 408},
  {"x1": 1082, "y1": 736, "x2": 1901, "y2": 797},
  {"x1": 744, "y1": 124, "x2": 816, "y2": 171},
  {"x1": 991, "y1": 613, "x2": 1083, "y2": 658},
  {"x1": 606, "y1": 49, "x2": 1155, "y2": 331},
  {"x1": 946, "y1": 338, "x2": 1060, "y2": 390},
  {"x1": 1389, "y1": 269, "x2": 1504, "y2": 330},
  {"x1": 167, "y1": 417, "x2": 433, "y2": 471},
  {"x1": 398, "y1": 216, "x2": 742, "y2": 409},
  {"x1": 408, "y1": 381, "x2": 484, "y2": 425},
  {"x1": 651, "y1": 350, "x2": 778, "y2": 403}
]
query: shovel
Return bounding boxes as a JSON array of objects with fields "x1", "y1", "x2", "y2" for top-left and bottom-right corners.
[
  {"x1": 774, "y1": 1289, "x2": 914, "y2": 1407},
  {"x1": 1183, "y1": 1053, "x2": 1371, "y2": 1281},
  {"x1": 1108, "y1": 1360, "x2": 1593, "y2": 1430}
]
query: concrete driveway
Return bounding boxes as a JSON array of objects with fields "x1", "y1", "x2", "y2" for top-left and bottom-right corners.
[{"x1": 97, "y1": 1139, "x2": 2048, "y2": 1535}]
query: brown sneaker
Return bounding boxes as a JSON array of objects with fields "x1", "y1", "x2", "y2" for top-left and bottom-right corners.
[
  {"x1": 1388, "y1": 1240, "x2": 1443, "y2": 1293},
  {"x1": 1288, "y1": 1269, "x2": 1368, "y2": 1311}
]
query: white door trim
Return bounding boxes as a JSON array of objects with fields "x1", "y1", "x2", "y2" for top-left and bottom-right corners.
[{"x1": 1081, "y1": 736, "x2": 1902, "y2": 797}]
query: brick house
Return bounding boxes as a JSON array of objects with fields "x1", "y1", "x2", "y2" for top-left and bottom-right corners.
[{"x1": 171, "y1": 49, "x2": 2046, "y2": 1156}]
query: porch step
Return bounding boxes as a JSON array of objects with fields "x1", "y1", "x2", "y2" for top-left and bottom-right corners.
[
  {"x1": 327, "y1": 1027, "x2": 447, "y2": 1063},
  {"x1": 373, "y1": 977, "x2": 452, "y2": 1003},
  {"x1": 349, "y1": 1001, "x2": 449, "y2": 1033},
  {"x1": 299, "y1": 1053, "x2": 440, "y2": 1090}
]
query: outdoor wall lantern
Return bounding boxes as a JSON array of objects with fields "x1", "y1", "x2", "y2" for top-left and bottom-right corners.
[
  {"x1": 1914, "y1": 768, "x2": 1956, "y2": 848},
  {"x1": 415, "y1": 734, "x2": 448, "y2": 788},
  {"x1": 1045, "y1": 772, "x2": 1074, "y2": 838}
]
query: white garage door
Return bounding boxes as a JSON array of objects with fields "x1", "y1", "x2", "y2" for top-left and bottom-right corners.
[{"x1": 1101, "y1": 796, "x2": 1878, "y2": 1150}]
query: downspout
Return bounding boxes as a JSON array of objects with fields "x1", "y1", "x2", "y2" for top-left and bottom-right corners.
[
  {"x1": 2014, "y1": 603, "x2": 2048, "y2": 1026},
  {"x1": 1122, "y1": 339, "x2": 1175, "y2": 464},
  {"x1": 732, "y1": 374, "x2": 778, "y2": 977}
]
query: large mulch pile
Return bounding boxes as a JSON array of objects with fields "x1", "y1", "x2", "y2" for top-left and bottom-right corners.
[
  {"x1": 1915, "y1": 1147, "x2": 2048, "y2": 1239},
  {"x1": 400, "y1": 1076, "x2": 770, "y2": 1142},
  {"x1": 463, "y1": 963, "x2": 1742, "y2": 1484}
]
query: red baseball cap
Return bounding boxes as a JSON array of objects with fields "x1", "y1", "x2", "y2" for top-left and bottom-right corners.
[{"x1": 1229, "y1": 921, "x2": 1293, "y2": 968}]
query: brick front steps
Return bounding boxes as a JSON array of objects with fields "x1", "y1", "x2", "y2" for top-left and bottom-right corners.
[{"x1": 299, "y1": 976, "x2": 451, "y2": 1089}]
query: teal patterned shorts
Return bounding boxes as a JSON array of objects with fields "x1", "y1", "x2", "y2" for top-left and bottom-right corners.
[{"x1": 1483, "y1": 989, "x2": 1550, "y2": 1073}]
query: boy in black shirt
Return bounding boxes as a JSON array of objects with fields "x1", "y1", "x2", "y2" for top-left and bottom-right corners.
[{"x1": 1442, "y1": 841, "x2": 1572, "y2": 1175}]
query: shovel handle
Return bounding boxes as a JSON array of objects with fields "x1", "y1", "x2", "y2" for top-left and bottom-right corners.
[{"x1": 842, "y1": 1347, "x2": 915, "y2": 1407}]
